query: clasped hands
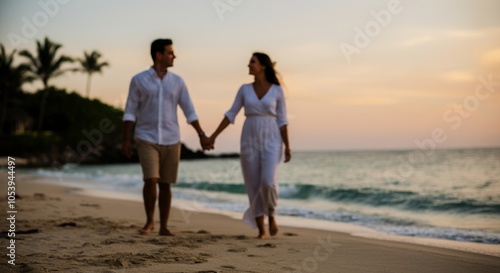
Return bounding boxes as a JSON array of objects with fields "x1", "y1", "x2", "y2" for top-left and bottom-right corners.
[{"x1": 199, "y1": 135, "x2": 216, "y2": 151}]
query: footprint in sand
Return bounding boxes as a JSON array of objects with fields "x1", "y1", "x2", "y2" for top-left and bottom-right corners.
[
  {"x1": 114, "y1": 258, "x2": 130, "y2": 268},
  {"x1": 247, "y1": 254, "x2": 263, "y2": 257},
  {"x1": 80, "y1": 203, "x2": 101, "y2": 208},
  {"x1": 58, "y1": 222, "x2": 77, "y2": 227},
  {"x1": 197, "y1": 230, "x2": 210, "y2": 234},
  {"x1": 284, "y1": 232, "x2": 298, "y2": 236},
  {"x1": 101, "y1": 238, "x2": 136, "y2": 245},
  {"x1": 34, "y1": 193, "x2": 45, "y2": 199},
  {"x1": 227, "y1": 247, "x2": 248, "y2": 253},
  {"x1": 257, "y1": 243, "x2": 276, "y2": 248}
]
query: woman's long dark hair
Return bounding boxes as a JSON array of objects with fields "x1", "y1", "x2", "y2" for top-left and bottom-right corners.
[{"x1": 253, "y1": 52, "x2": 280, "y2": 86}]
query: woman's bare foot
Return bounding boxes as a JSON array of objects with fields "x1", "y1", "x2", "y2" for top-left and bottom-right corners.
[
  {"x1": 159, "y1": 228, "x2": 175, "y2": 236},
  {"x1": 269, "y1": 217, "x2": 278, "y2": 236},
  {"x1": 139, "y1": 223, "x2": 154, "y2": 235},
  {"x1": 255, "y1": 216, "x2": 266, "y2": 239}
]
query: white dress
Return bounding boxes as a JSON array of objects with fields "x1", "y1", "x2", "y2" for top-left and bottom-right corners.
[{"x1": 225, "y1": 83, "x2": 288, "y2": 228}]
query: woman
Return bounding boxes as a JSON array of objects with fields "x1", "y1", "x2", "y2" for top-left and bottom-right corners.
[{"x1": 209, "y1": 52, "x2": 291, "y2": 239}]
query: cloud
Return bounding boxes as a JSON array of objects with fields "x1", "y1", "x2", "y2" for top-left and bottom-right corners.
[
  {"x1": 398, "y1": 36, "x2": 435, "y2": 47},
  {"x1": 331, "y1": 96, "x2": 399, "y2": 106},
  {"x1": 447, "y1": 29, "x2": 485, "y2": 39},
  {"x1": 481, "y1": 48, "x2": 500, "y2": 68},
  {"x1": 446, "y1": 27, "x2": 500, "y2": 39},
  {"x1": 396, "y1": 28, "x2": 498, "y2": 48},
  {"x1": 441, "y1": 71, "x2": 475, "y2": 83}
]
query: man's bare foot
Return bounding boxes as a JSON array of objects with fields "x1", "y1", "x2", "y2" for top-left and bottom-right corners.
[
  {"x1": 257, "y1": 233, "x2": 266, "y2": 240},
  {"x1": 159, "y1": 228, "x2": 175, "y2": 236},
  {"x1": 269, "y1": 217, "x2": 278, "y2": 236},
  {"x1": 139, "y1": 224, "x2": 154, "y2": 235}
]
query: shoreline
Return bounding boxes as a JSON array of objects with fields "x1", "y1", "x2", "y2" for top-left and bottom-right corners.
[
  {"x1": 1, "y1": 172, "x2": 500, "y2": 272},
  {"x1": 76, "y1": 190, "x2": 500, "y2": 258},
  {"x1": 13, "y1": 171, "x2": 500, "y2": 258}
]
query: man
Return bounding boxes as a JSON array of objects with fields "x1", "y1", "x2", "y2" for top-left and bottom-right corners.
[{"x1": 122, "y1": 38, "x2": 212, "y2": 236}]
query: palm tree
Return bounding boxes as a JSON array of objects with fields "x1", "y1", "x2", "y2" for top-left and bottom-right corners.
[
  {"x1": 0, "y1": 44, "x2": 33, "y2": 133},
  {"x1": 78, "y1": 50, "x2": 109, "y2": 98},
  {"x1": 19, "y1": 37, "x2": 73, "y2": 132}
]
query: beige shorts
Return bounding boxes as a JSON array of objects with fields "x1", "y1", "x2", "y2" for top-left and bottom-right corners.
[{"x1": 135, "y1": 138, "x2": 181, "y2": 184}]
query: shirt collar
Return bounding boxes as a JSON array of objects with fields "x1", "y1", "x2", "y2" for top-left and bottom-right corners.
[
  {"x1": 148, "y1": 66, "x2": 156, "y2": 76},
  {"x1": 148, "y1": 66, "x2": 169, "y2": 79}
]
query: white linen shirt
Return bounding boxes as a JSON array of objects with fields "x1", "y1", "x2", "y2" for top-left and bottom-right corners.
[{"x1": 123, "y1": 67, "x2": 198, "y2": 145}]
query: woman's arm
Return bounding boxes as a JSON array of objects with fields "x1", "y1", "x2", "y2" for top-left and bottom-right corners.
[
  {"x1": 280, "y1": 125, "x2": 291, "y2": 163},
  {"x1": 276, "y1": 86, "x2": 290, "y2": 162},
  {"x1": 210, "y1": 86, "x2": 245, "y2": 147},
  {"x1": 209, "y1": 116, "x2": 231, "y2": 145}
]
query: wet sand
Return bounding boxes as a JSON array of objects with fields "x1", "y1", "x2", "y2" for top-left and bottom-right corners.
[{"x1": 1, "y1": 172, "x2": 499, "y2": 273}]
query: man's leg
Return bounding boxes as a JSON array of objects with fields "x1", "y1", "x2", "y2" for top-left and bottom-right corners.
[
  {"x1": 140, "y1": 178, "x2": 158, "y2": 234},
  {"x1": 136, "y1": 139, "x2": 161, "y2": 235},
  {"x1": 158, "y1": 182, "x2": 174, "y2": 236},
  {"x1": 157, "y1": 142, "x2": 180, "y2": 236}
]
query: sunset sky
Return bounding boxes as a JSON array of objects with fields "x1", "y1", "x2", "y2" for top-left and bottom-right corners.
[{"x1": 1, "y1": 0, "x2": 499, "y2": 152}]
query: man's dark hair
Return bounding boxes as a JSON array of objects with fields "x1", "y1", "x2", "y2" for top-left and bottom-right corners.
[{"x1": 150, "y1": 39, "x2": 173, "y2": 62}]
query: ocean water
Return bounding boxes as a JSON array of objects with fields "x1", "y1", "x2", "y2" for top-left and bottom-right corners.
[{"x1": 31, "y1": 147, "x2": 500, "y2": 244}]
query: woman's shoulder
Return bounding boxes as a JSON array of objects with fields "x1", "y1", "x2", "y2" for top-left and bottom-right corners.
[
  {"x1": 240, "y1": 83, "x2": 253, "y2": 89},
  {"x1": 272, "y1": 84, "x2": 284, "y2": 94},
  {"x1": 237, "y1": 83, "x2": 253, "y2": 92}
]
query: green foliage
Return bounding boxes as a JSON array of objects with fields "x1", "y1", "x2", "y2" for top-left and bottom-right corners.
[
  {"x1": 0, "y1": 131, "x2": 60, "y2": 156},
  {"x1": 0, "y1": 44, "x2": 34, "y2": 134},
  {"x1": 28, "y1": 87, "x2": 123, "y2": 146},
  {"x1": 1, "y1": 87, "x2": 124, "y2": 164},
  {"x1": 78, "y1": 50, "x2": 109, "y2": 97},
  {"x1": 19, "y1": 37, "x2": 74, "y2": 131},
  {"x1": 0, "y1": 38, "x2": 125, "y2": 164},
  {"x1": 19, "y1": 37, "x2": 73, "y2": 87}
]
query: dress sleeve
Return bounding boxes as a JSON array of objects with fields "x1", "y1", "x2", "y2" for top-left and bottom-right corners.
[
  {"x1": 178, "y1": 78, "x2": 199, "y2": 124},
  {"x1": 123, "y1": 77, "x2": 139, "y2": 122},
  {"x1": 276, "y1": 86, "x2": 288, "y2": 128},
  {"x1": 224, "y1": 85, "x2": 245, "y2": 124}
]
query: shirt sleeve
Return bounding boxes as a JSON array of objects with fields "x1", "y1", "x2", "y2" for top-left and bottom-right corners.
[
  {"x1": 224, "y1": 85, "x2": 245, "y2": 124},
  {"x1": 178, "y1": 79, "x2": 199, "y2": 124},
  {"x1": 123, "y1": 77, "x2": 139, "y2": 122},
  {"x1": 276, "y1": 86, "x2": 288, "y2": 128}
]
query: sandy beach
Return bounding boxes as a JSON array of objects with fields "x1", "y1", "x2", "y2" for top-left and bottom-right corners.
[{"x1": 1, "y1": 171, "x2": 500, "y2": 273}]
